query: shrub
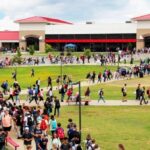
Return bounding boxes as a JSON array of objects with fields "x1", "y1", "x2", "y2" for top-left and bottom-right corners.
[
  {"x1": 29, "y1": 45, "x2": 35, "y2": 55},
  {"x1": 84, "y1": 49, "x2": 91, "y2": 57},
  {"x1": 45, "y1": 44, "x2": 54, "y2": 53}
]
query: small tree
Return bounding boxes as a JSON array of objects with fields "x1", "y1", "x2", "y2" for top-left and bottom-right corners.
[
  {"x1": 17, "y1": 48, "x2": 22, "y2": 57},
  {"x1": 12, "y1": 48, "x2": 22, "y2": 65},
  {"x1": 84, "y1": 48, "x2": 91, "y2": 57},
  {"x1": 45, "y1": 44, "x2": 54, "y2": 53},
  {"x1": 29, "y1": 45, "x2": 35, "y2": 55}
]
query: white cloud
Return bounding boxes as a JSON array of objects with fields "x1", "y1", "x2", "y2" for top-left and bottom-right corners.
[
  {"x1": 0, "y1": 17, "x2": 18, "y2": 30},
  {"x1": 0, "y1": 0, "x2": 150, "y2": 30},
  {"x1": 91, "y1": 0, "x2": 150, "y2": 22}
]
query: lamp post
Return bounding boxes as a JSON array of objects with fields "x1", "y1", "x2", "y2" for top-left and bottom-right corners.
[
  {"x1": 60, "y1": 55, "x2": 63, "y2": 85},
  {"x1": 60, "y1": 51, "x2": 64, "y2": 85},
  {"x1": 118, "y1": 51, "x2": 119, "y2": 69},
  {"x1": 71, "y1": 81, "x2": 82, "y2": 140},
  {"x1": 118, "y1": 50, "x2": 121, "y2": 69},
  {"x1": 78, "y1": 81, "x2": 81, "y2": 139}
]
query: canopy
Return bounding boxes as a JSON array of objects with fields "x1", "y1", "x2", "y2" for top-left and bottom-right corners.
[{"x1": 64, "y1": 43, "x2": 76, "y2": 48}]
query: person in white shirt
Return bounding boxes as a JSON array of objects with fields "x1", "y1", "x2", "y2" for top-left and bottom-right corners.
[{"x1": 50, "y1": 132, "x2": 61, "y2": 150}]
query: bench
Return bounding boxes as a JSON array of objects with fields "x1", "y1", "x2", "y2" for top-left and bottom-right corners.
[{"x1": 6, "y1": 136, "x2": 20, "y2": 150}]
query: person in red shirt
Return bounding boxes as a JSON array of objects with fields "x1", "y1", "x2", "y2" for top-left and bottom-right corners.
[{"x1": 66, "y1": 88, "x2": 73, "y2": 101}]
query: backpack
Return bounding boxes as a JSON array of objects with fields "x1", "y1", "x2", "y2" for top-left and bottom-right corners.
[
  {"x1": 51, "y1": 120, "x2": 57, "y2": 130},
  {"x1": 0, "y1": 133, "x2": 5, "y2": 143},
  {"x1": 121, "y1": 87, "x2": 124, "y2": 93},
  {"x1": 27, "y1": 116, "x2": 33, "y2": 126},
  {"x1": 56, "y1": 78, "x2": 59, "y2": 83},
  {"x1": 57, "y1": 128, "x2": 65, "y2": 139},
  {"x1": 56, "y1": 101, "x2": 60, "y2": 108},
  {"x1": 1, "y1": 83, "x2": 5, "y2": 89},
  {"x1": 40, "y1": 119, "x2": 47, "y2": 130},
  {"x1": 29, "y1": 89, "x2": 33, "y2": 95}
]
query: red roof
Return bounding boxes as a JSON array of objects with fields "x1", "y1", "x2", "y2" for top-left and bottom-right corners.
[
  {"x1": 0, "y1": 31, "x2": 19, "y2": 41},
  {"x1": 15, "y1": 16, "x2": 72, "y2": 24},
  {"x1": 132, "y1": 14, "x2": 150, "y2": 21}
]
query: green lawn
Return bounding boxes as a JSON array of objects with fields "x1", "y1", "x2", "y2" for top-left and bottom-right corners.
[
  {"x1": 0, "y1": 65, "x2": 117, "y2": 89},
  {"x1": 57, "y1": 106, "x2": 150, "y2": 150},
  {"x1": 52, "y1": 76, "x2": 150, "y2": 100}
]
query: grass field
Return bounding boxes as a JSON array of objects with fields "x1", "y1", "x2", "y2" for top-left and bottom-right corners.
[
  {"x1": 57, "y1": 106, "x2": 150, "y2": 150},
  {"x1": 0, "y1": 65, "x2": 117, "y2": 89},
  {"x1": 52, "y1": 76, "x2": 150, "y2": 101},
  {"x1": 1, "y1": 64, "x2": 150, "y2": 101}
]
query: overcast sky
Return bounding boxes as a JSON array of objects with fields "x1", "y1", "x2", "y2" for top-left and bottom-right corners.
[{"x1": 0, "y1": 0, "x2": 150, "y2": 30}]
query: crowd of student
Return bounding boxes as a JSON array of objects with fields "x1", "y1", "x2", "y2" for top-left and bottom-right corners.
[
  {"x1": 0, "y1": 97, "x2": 102, "y2": 150},
  {"x1": 0, "y1": 51, "x2": 133, "y2": 67}
]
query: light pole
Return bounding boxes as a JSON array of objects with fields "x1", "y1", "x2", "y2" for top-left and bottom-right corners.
[
  {"x1": 60, "y1": 56, "x2": 63, "y2": 85},
  {"x1": 60, "y1": 52, "x2": 64, "y2": 85},
  {"x1": 71, "y1": 81, "x2": 82, "y2": 140},
  {"x1": 118, "y1": 50, "x2": 121, "y2": 69}
]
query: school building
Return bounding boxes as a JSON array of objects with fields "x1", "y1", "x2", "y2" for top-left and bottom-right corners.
[{"x1": 0, "y1": 14, "x2": 150, "y2": 51}]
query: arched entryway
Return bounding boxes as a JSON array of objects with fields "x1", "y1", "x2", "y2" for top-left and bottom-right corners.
[
  {"x1": 144, "y1": 36, "x2": 150, "y2": 48},
  {"x1": 26, "y1": 37, "x2": 39, "y2": 50}
]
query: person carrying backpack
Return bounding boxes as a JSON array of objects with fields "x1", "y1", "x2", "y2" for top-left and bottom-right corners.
[
  {"x1": 54, "y1": 97, "x2": 61, "y2": 117},
  {"x1": 49, "y1": 115, "x2": 57, "y2": 135},
  {"x1": 40, "y1": 116, "x2": 48, "y2": 135},
  {"x1": 56, "y1": 123, "x2": 65, "y2": 141},
  {"x1": 33, "y1": 123, "x2": 43, "y2": 150},
  {"x1": 24, "y1": 112, "x2": 34, "y2": 133},
  {"x1": 121, "y1": 84, "x2": 127, "y2": 102},
  {"x1": 140, "y1": 87, "x2": 148, "y2": 105},
  {"x1": 98, "y1": 88, "x2": 105, "y2": 103},
  {"x1": 22, "y1": 127, "x2": 33, "y2": 149},
  {"x1": 59, "y1": 85, "x2": 65, "y2": 102}
]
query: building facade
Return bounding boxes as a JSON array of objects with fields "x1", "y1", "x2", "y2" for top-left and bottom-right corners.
[{"x1": 0, "y1": 14, "x2": 150, "y2": 52}]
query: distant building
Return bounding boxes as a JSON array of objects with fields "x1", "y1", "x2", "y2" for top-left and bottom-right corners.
[{"x1": 0, "y1": 14, "x2": 150, "y2": 51}]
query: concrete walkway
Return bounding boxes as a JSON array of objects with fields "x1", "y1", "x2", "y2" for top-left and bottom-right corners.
[{"x1": 20, "y1": 99, "x2": 149, "y2": 106}]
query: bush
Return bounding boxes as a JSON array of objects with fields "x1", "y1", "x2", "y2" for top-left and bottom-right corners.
[
  {"x1": 17, "y1": 48, "x2": 22, "y2": 57},
  {"x1": 45, "y1": 44, "x2": 54, "y2": 53},
  {"x1": 84, "y1": 49, "x2": 91, "y2": 57},
  {"x1": 12, "y1": 49, "x2": 22, "y2": 65},
  {"x1": 29, "y1": 45, "x2": 35, "y2": 55}
]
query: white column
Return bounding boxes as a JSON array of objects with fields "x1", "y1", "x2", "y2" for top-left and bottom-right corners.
[{"x1": 0, "y1": 42, "x2": 2, "y2": 48}]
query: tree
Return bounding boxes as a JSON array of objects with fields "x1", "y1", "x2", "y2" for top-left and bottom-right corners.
[
  {"x1": 12, "y1": 48, "x2": 22, "y2": 65},
  {"x1": 45, "y1": 44, "x2": 54, "y2": 53},
  {"x1": 17, "y1": 48, "x2": 22, "y2": 57},
  {"x1": 29, "y1": 45, "x2": 35, "y2": 55},
  {"x1": 84, "y1": 48, "x2": 91, "y2": 57}
]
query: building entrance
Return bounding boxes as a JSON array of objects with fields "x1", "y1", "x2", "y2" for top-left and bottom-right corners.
[
  {"x1": 145, "y1": 36, "x2": 150, "y2": 48},
  {"x1": 26, "y1": 37, "x2": 39, "y2": 50}
]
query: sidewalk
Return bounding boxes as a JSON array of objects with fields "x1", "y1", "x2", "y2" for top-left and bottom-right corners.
[{"x1": 20, "y1": 99, "x2": 149, "y2": 106}]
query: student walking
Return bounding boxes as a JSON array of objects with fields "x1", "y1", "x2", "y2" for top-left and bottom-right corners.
[
  {"x1": 140, "y1": 87, "x2": 148, "y2": 105},
  {"x1": 54, "y1": 97, "x2": 61, "y2": 117},
  {"x1": 98, "y1": 88, "x2": 105, "y2": 103},
  {"x1": 31, "y1": 68, "x2": 35, "y2": 77},
  {"x1": 121, "y1": 84, "x2": 127, "y2": 102},
  {"x1": 47, "y1": 76, "x2": 52, "y2": 88},
  {"x1": 59, "y1": 85, "x2": 65, "y2": 102},
  {"x1": 85, "y1": 87, "x2": 90, "y2": 100}
]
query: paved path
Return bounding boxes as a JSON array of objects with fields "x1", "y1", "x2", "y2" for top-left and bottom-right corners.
[
  {"x1": 20, "y1": 99, "x2": 149, "y2": 106},
  {"x1": 19, "y1": 76, "x2": 128, "y2": 95}
]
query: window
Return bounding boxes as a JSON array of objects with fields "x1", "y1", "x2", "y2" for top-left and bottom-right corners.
[{"x1": 91, "y1": 34, "x2": 106, "y2": 39}]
